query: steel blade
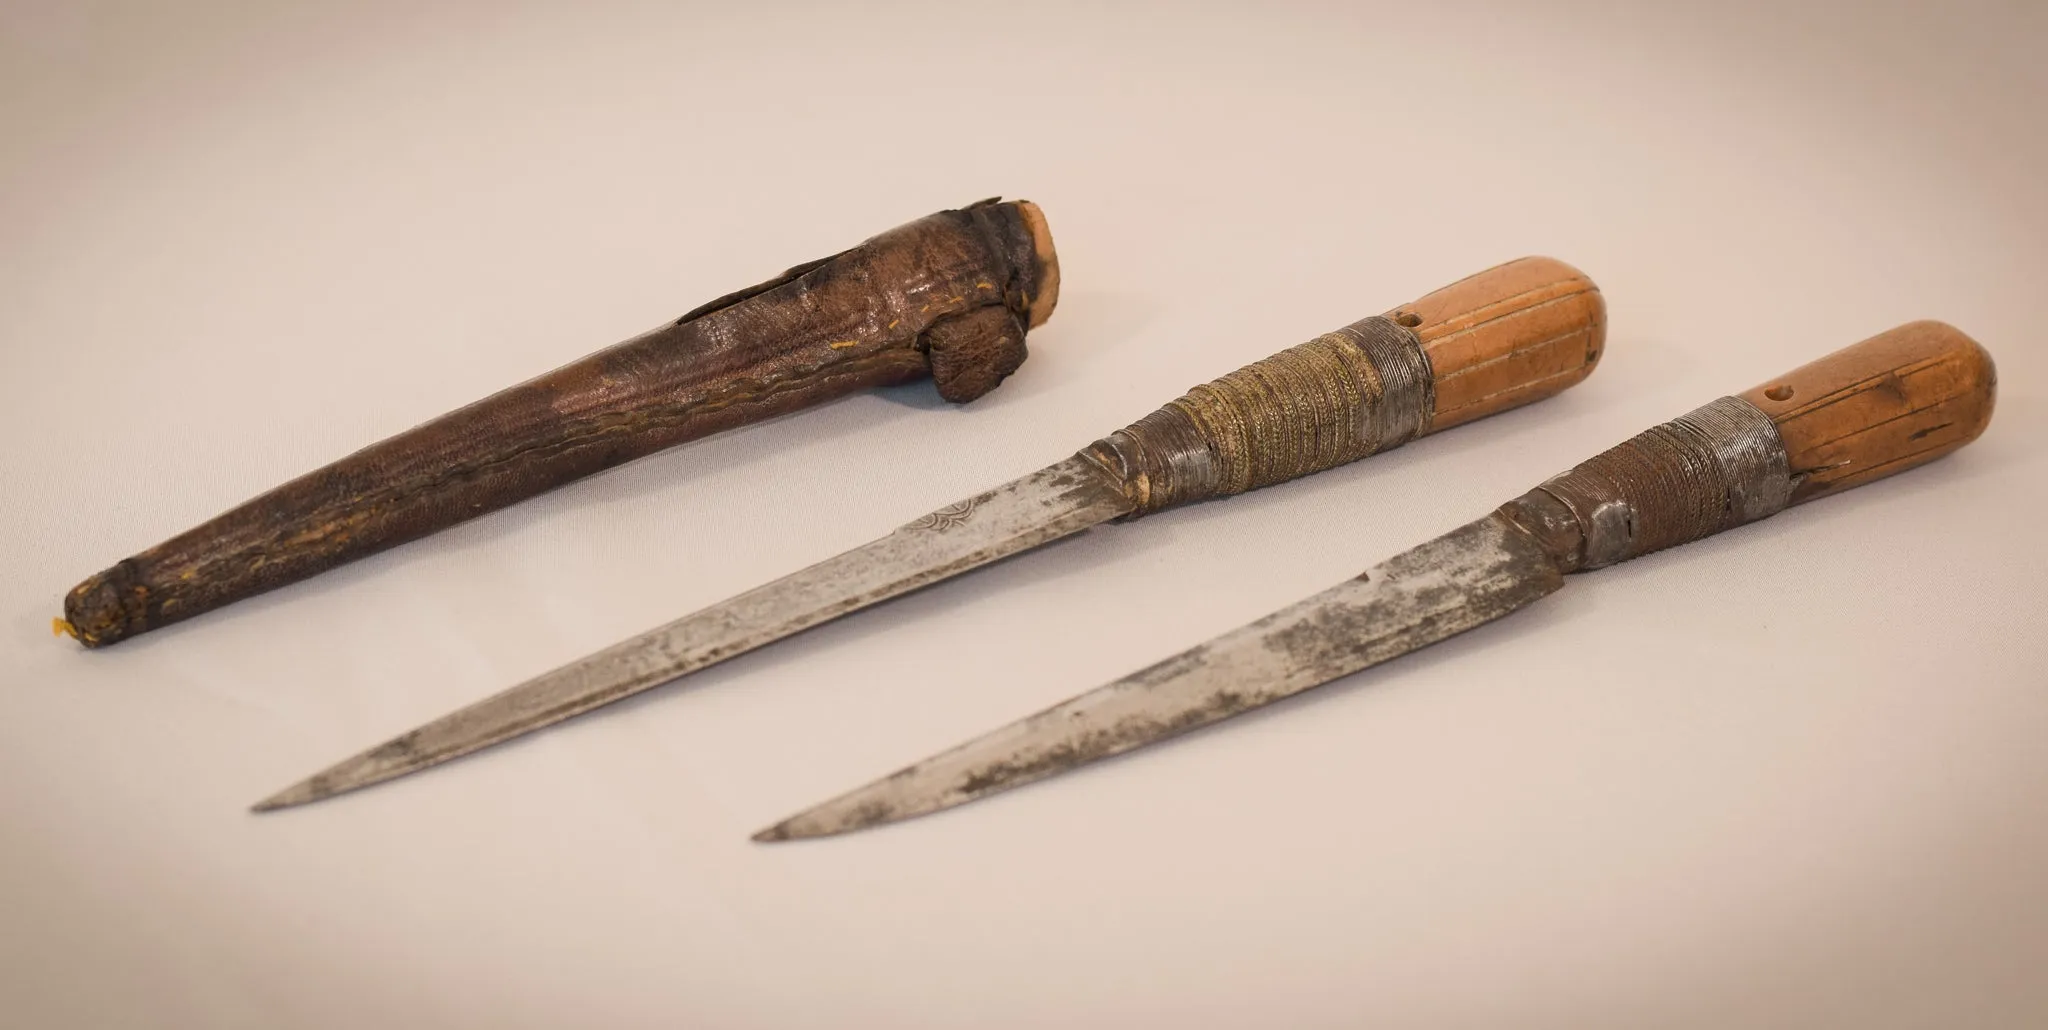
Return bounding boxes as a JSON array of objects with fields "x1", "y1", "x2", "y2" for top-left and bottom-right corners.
[
  {"x1": 255, "y1": 455, "x2": 1133, "y2": 811},
  {"x1": 755, "y1": 512, "x2": 1565, "y2": 841}
]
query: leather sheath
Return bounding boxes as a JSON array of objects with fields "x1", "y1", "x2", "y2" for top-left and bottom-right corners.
[{"x1": 62, "y1": 198, "x2": 1060, "y2": 647}]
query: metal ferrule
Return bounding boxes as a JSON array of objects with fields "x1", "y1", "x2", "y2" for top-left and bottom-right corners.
[
  {"x1": 1531, "y1": 395, "x2": 1793, "y2": 570},
  {"x1": 1081, "y1": 315, "x2": 1434, "y2": 517}
]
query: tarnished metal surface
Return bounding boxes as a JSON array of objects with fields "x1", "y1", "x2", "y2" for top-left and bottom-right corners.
[
  {"x1": 254, "y1": 455, "x2": 1133, "y2": 811},
  {"x1": 1080, "y1": 315, "x2": 1432, "y2": 516},
  {"x1": 258, "y1": 281, "x2": 1600, "y2": 815},
  {"x1": 754, "y1": 513, "x2": 1565, "y2": 841},
  {"x1": 1344, "y1": 314, "x2": 1437, "y2": 450},
  {"x1": 1534, "y1": 395, "x2": 1793, "y2": 570}
]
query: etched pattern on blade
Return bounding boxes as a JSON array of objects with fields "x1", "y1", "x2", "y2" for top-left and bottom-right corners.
[
  {"x1": 757, "y1": 513, "x2": 1566, "y2": 840},
  {"x1": 255, "y1": 456, "x2": 1134, "y2": 810}
]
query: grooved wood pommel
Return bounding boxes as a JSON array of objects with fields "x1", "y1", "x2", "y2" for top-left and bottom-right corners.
[
  {"x1": 1389, "y1": 256, "x2": 1606, "y2": 432},
  {"x1": 1738, "y1": 320, "x2": 1996, "y2": 504},
  {"x1": 59, "y1": 198, "x2": 1060, "y2": 647}
]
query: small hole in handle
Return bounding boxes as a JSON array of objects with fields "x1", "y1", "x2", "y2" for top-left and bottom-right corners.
[
  {"x1": 1393, "y1": 311, "x2": 1422, "y2": 328},
  {"x1": 1765, "y1": 385, "x2": 1795, "y2": 402}
]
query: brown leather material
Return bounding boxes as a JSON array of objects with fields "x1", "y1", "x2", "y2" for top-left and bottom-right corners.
[{"x1": 61, "y1": 199, "x2": 1058, "y2": 647}]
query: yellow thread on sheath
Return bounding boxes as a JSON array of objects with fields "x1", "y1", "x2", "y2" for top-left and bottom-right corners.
[{"x1": 53, "y1": 617, "x2": 78, "y2": 640}]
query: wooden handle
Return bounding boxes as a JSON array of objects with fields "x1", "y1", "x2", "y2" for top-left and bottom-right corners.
[
  {"x1": 1738, "y1": 320, "x2": 1996, "y2": 505},
  {"x1": 1082, "y1": 258, "x2": 1605, "y2": 516},
  {"x1": 1497, "y1": 320, "x2": 1998, "y2": 573},
  {"x1": 1389, "y1": 256, "x2": 1606, "y2": 432}
]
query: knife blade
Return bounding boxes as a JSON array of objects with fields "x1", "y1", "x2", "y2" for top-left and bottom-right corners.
[
  {"x1": 756, "y1": 320, "x2": 1996, "y2": 840},
  {"x1": 257, "y1": 256, "x2": 1606, "y2": 811},
  {"x1": 254, "y1": 456, "x2": 1130, "y2": 811}
]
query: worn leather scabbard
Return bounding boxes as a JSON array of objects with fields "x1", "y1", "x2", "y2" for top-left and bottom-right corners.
[{"x1": 62, "y1": 198, "x2": 1060, "y2": 647}]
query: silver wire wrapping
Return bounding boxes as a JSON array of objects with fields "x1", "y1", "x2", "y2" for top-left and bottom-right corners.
[
  {"x1": 1534, "y1": 395, "x2": 1794, "y2": 569},
  {"x1": 1080, "y1": 315, "x2": 1435, "y2": 517}
]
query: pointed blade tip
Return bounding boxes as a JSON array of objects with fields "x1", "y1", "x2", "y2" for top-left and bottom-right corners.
[
  {"x1": 751, "y1": 795, "x2": 913, "y2": 842},
  {"x1": 750, "y1": 811, "x2": 837, "y2": 843},
  {"x1": 250, "y1": 783, "x2": 317, "y2": 813},
  {"x1": 251, "y1": 757, "x2": 388, "y2": 813},
  {"x1": 757, "y1": 513, "x2": 1567, "y2": 835},
  {"x1": 278, "y1": 454, "x2": 1134, "y2": 807}
]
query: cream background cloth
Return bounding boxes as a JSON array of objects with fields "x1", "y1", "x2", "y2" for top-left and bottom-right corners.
[{"x1": 4, "y1": 2, "x2": 2044, "y2": 1026}]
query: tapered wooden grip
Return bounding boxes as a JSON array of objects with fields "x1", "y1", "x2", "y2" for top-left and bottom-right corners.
[
  {"x1": 1389, "y1": 257, "x2": 1606, "y2": 432},
  {"x1": 1085, "y1": 259, "x2": 1605, "y2": 517},
  {"x1": 1498, "y1": 320, "x2": 1999, "y2": 575},
  {"x1": 1739, "y1": 320, "x2": 1996, "y2": 505}
]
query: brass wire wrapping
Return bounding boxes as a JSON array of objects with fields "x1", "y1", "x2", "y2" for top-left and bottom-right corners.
[{"x1": 1083, "y1": 316, "x2": 1434, "y2": 516}]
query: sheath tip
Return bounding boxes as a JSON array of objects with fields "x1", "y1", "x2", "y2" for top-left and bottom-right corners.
[{"x1": 62, "y1": 561, "x2": 147, "y2": 648}]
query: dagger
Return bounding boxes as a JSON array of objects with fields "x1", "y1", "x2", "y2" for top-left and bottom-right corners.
[
  {"x1": 757, "y1": 320, "x2": 1997, "y2": 841},
  {"x1": 256, "y1": 257, "x2": 1606, "y2": 811}
]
